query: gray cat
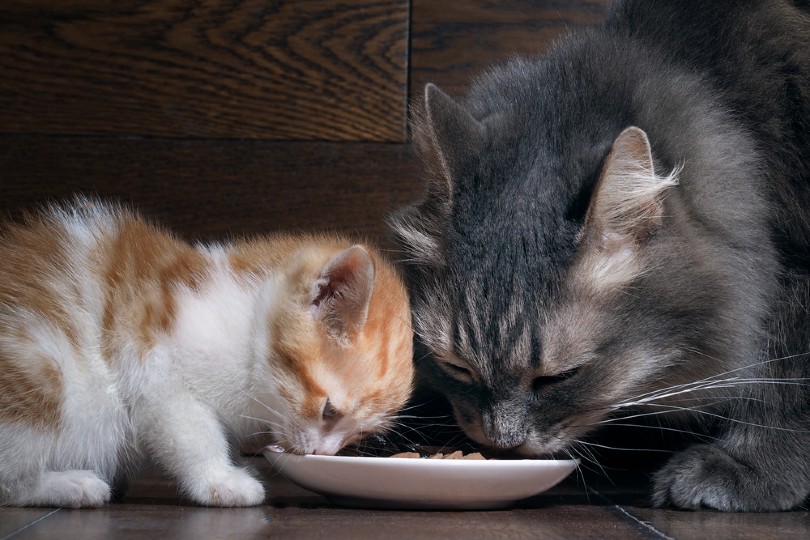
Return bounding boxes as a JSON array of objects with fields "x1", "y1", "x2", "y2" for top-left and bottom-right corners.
[{"x1": 389, "y1": 0, "x2": 810, "y2": 511}]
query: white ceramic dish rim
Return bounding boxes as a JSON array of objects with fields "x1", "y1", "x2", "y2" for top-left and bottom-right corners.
[{"x1": 263, "y1": 447, "x2": 579, "y2": 510}]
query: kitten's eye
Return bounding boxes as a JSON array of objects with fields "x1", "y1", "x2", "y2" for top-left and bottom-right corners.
[
  {"x1": 438, "y1": 360, "x2": 474, "y2": 382},
  {"x1": 322, "y1": 398, "x2": 343, "y2": 421},
  {"x1": 532, "y1": 366, "x2": 580, "y2": 392}
]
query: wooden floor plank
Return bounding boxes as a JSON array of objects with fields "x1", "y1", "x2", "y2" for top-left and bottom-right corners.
[
  {"x1": 264, "y1": 505, "x2": 651, "y2": 540},
  {"x1": 3, "y1": 458, "x2": 810, "y2": 539},
  {"x1": 3, "y1": 460, "x2": 650, "y2": 540},
  {"x1": 0, "y1": 1, "x2": 408, "y2": 141},
  {"x1": 0, "y1": 137, "x2": 421, "y2": 244},
  {"x1": 628, "y1": 506, "x2": 810, "y2": 540},
  {"x1": 410, "y1": 0, "x2": 611, "y2": 97},
  {"x1": 0, "y1": 508, "x2": 60, "y2": 540},
  {"x1": 6, "y1": 505, "x2": 272, "y2": 540}
]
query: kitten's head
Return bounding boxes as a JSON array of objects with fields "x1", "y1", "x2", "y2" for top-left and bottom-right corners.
[
  {"x1": 254, "y1": 242, "x2": 413, "y2": 455},
  {"x1": 389, "y1": 63, "x2": 767, "y2": 456}
]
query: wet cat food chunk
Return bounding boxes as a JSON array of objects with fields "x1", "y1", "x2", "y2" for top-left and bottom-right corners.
[
  {"x1": 390, "y1": 450, "x2": 485, "y2": 459},
  {"x1": 390, "y1": 452, "x2": 421, "y2": 458}
]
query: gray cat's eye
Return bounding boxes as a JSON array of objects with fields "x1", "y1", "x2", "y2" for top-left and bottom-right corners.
[
  {"x1": 532, "y1": 367, "x2": 580, "y2": 393},
  {"x1": 439, "y1": 361, "x2": 474, "y2": 382}
]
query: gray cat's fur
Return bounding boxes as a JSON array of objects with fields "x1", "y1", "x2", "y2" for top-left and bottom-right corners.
[{"x1": 389, "y1": 0, "x2": 810, "y2": 511}]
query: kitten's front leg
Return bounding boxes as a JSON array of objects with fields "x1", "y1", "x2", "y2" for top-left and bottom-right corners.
[
  {"x1": 653, "y1": 418, "x2": 810, "y2": 511},
  {"x1": 138, "y1": 392, "x2": 265, "y2": 507}
]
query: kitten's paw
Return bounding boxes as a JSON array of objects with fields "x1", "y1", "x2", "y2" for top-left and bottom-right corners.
[
  {"x1": 653, "y1": 444, "x2": 801, "y2": 512},
  {"x1": 191, "y1": 468, "x2": 265, "y2": 507},
  {"x1": 25, "y1": 471, "x2": 111, "y2": 508}
]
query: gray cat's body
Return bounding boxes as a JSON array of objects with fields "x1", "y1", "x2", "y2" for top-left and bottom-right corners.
[{"x1": 390, "y1": 0, "x2": 810, "y2": 511}]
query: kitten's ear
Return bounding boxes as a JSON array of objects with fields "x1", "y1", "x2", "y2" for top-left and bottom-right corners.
[
  {"x1": 311, "y1": 245, "x2": 375, "y2": 342},
  {"x1": 585, "y1": 127, "x2": 678, "y2": 244},
  {"x1": 418, "y1": 83, "x2": 486, "y2": 195}
]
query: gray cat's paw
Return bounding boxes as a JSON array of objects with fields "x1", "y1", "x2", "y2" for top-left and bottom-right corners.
[{"x1": 653, "y1": 444, "x2": 800, "y2": 512}]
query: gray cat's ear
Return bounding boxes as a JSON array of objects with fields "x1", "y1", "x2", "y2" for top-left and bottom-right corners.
[
  {"x1": 414, "y1": 83, "x2": 486, "y2": 197},
  {"x1": 311, "y1": 245, "x2": 375, "y2": 342},
  {"x1": 388, "y1": 84, "x2": 484, "y2": 269},
  {"x1": 585, "y1": 126, "x2": 679, "y2": 244}
]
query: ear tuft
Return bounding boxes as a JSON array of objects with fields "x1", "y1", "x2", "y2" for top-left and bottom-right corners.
[
  {"x1": 413, "y1": 84, "x2": 486, "y2": 198},
  {"x1": 586, "y1": 126, "x2": 679, "y2": 244},
  {"x1": 311, "y1": 245, "x2": 375, "y2": 343},
  {"x1": 386, "y1": 203, "x2": 446, "y2": 268}
]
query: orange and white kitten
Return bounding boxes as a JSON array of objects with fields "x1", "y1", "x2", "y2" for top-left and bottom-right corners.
[{"x1": 0, "y1": 200, "x2": 413, "y2": 508}]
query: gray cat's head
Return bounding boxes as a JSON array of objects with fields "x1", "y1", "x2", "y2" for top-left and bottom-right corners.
[{"x1": 389, "y1": 48, "x2": 771, "y2": 456}]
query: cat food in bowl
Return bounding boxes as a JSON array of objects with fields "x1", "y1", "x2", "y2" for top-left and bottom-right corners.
[
  {"x1": 390, "y1": 450, "x2": 485, "y2": 459},
  {"x1": 263, "y1": 445, "x2": 577, "y2": 510}
]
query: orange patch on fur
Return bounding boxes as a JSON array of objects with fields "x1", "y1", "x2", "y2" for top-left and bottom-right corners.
[
  {"x1": 276, "y1": 345, "x2": 328, "y2": 417},
  {"x1": 0, "y1": 351, "x2": 62, "y2": 429},
  {"x1": 358, "y1": 258, "x2": 414, "y2": 407},
  {"x1": 98, "y1": 215, "x2": 209, "y2": 359},
  {"x1": 0, "y1": 217, "x2": 80, "y2": 350},
  {"x1": 0, "y1": 215, "x2": 81, "y2": 429}
]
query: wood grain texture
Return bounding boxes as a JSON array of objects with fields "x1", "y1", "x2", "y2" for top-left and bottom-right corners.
[
  {"x1": 0, "y1": 0, "x2": 408, "y2": 142},
  {"x1": 0, "y1": 508, "x2": 59, "y2": 539},
  {"x1": 410, "y1": 0, "x2": 611, "y2": 98},
  {"x1": 0, "y1": 460, "x2": 653, "y2": 540},
  {"x1": 629, "y1": 507, "x2": 810, "y2": 540},
  {"x1": 4, "y1": 460, "x2": 807, "y2": 539},
  {"x1": 0, "y1": 137, "x2": 420, "y2": 244}
]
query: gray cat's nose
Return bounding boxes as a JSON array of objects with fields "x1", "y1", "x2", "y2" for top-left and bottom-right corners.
[{"x1": 481, "y1": 407, "x2": 527, "y2": 449}]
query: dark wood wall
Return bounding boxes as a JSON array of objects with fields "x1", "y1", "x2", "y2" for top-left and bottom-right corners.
[{"x1": 0, "y1": 0, "x2": 610, "y2": 244}]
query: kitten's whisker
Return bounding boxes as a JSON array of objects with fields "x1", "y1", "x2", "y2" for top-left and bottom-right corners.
[
  {"x1": 246, "y1": 430, "x2": 275, "y2": 439},
  {"x1": 394, "y1": 400, "x2": 444, "y2": 413},
  {"x1": 241, "y1": 394, "x2": 307, "y2": 435},
  {"x1": 238, "y1": 414, "x2": 285, "y2": 430},
  {"x1": 390, "y1": 413, "x2": 456, "y2": 420},
  {"x1": 239, "y1": 390, "x2": 285, "y2": 417},
  {"x1": 388, "y1": 418, "x2": 460, "y2": 428}
]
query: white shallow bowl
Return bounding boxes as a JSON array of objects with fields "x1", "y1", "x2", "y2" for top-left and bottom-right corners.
[{"x1": 263, "y1": 447, "x2": 578, "y2": 510}]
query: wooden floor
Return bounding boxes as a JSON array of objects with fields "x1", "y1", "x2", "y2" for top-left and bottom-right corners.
[{"x1": 1, "y1": 457, "x2": 808, "y2": 540}]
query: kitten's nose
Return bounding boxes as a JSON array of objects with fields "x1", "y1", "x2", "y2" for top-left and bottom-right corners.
[{"x1": 310, "y1": 432, "x2": 345, "y2": 455}]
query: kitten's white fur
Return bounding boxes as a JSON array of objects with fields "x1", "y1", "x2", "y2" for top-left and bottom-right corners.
[
  {"x1": 0, "y1": 205, "x2": 412, "y2": 508},
  {"x1": 0, "y1": 217, "x2": 271, "y2": 507}
]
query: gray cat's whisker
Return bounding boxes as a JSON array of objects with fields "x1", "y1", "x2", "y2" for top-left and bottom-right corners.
[
  {"x1": 602, "y1": 404, "x2": 810, "y2": 434},
  {"x1": 575, "y1": 422, "x2": 721, "y2": 441},
  {"x1": 575, "y1": 440, "x2": 677, "y2": 454},
  {"x1": 616, "y1": 354, "x2": 810, "y2": 405},
  {"x1": 613, "y1": 375, "x2": 809, "y2": 409}
]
